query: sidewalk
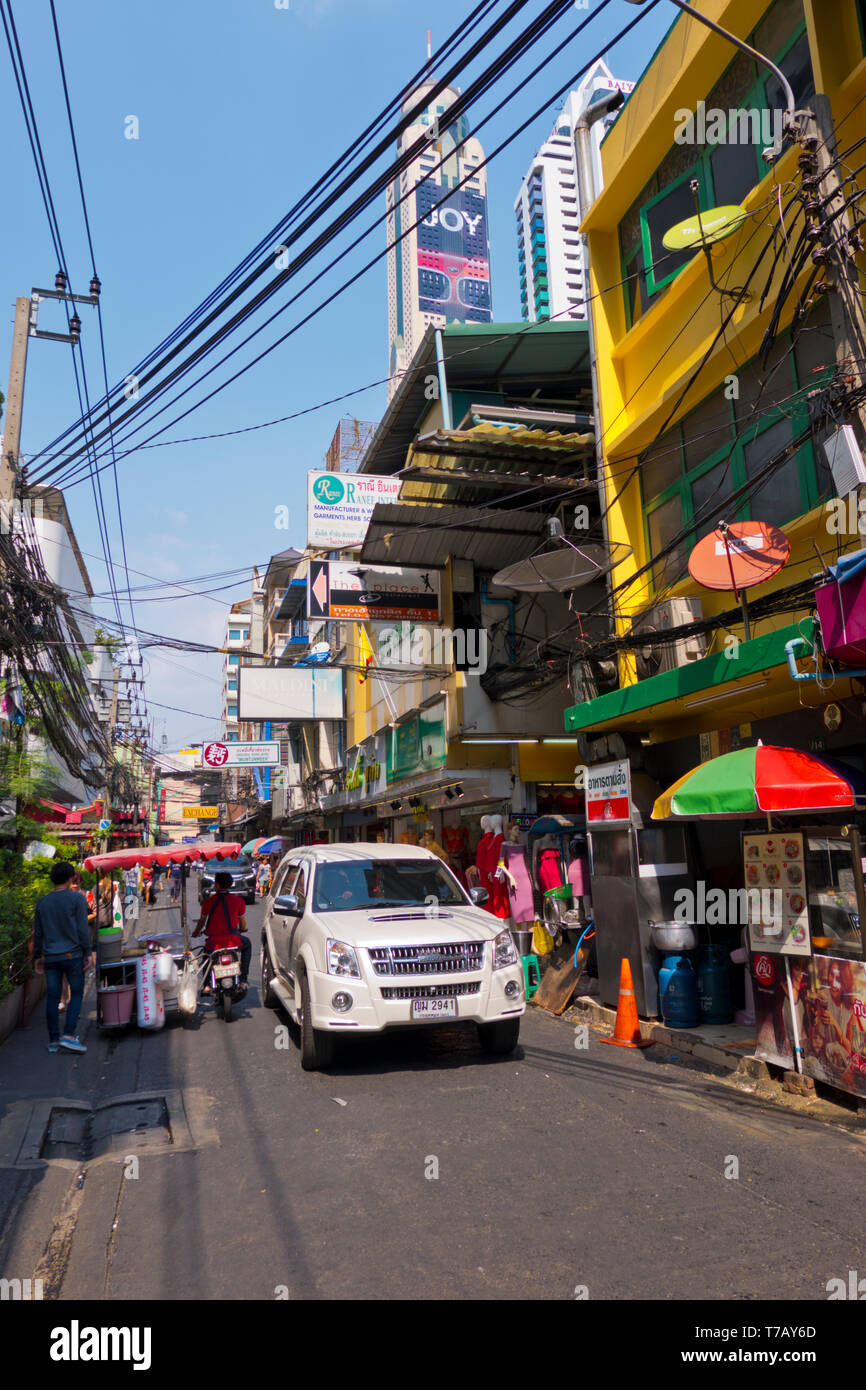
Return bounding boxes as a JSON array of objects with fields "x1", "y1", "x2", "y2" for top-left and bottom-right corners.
[{"x1": 566, "y1": 989, "x2": 766, "y2": 1076}]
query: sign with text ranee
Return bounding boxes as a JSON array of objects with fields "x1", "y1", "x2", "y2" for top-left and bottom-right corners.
[
  {"x1": 307, "y1": 559, "x2": 440, "y2": 623},
  {"x1": 585, "y1": 760, "x2": 631, "y2": 826},
  {"x1": 307, "y1": 471, "x2": 402, "y2": 549}
]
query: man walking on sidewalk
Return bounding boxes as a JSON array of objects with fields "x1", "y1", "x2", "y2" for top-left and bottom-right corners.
[{"x1": 32, "y1": 861, "x2": 92, "y2": 1054}]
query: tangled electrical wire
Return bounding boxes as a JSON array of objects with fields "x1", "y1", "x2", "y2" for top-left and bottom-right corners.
[{"x1": 0, "y1": 519, "x2": 111, "y2": 783}]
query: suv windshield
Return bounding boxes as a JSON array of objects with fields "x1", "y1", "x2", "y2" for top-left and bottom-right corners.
[
  {"x1": 205, "y1": 856, "x2": 251, "y2": 873},
  {"x1": 312, "y1": 859, "x2": 467, "y2": 913}
]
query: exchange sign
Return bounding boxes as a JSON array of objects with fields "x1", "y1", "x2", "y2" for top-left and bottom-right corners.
[{"x1": 182, "y1": 806, "x2": 218, "y2": 819}]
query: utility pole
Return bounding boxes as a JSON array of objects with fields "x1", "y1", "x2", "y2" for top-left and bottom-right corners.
[
  {"x1": 1, "y1": 297, "x2": 31, "y2": 507},
  {"x1": 99, "y1": 666, "x2": 120, "y2": 853},
  {"x1": 802, "y1": 94, "x2": 866, "y2": 442}
]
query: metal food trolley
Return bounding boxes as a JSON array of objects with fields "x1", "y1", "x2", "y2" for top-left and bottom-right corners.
[{"x1": 83, "y1": 842, "x2": 243, "y2": 1030}]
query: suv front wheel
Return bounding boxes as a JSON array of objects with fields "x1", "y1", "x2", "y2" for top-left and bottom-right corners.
[{"x1": 297, "y1": 965, "x2": 335, "y2": 1071}]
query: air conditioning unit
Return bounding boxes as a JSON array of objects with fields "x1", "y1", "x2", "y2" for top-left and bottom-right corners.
[
  {"x1": 823, "y1": 424, "x2": 866, "y2": 497},
  {"x1": 632, "y1": 597, "x2": 705, "y2": 680}
]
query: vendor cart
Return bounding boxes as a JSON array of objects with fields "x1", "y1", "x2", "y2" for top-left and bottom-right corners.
[{"x1": 83, "y1": 842, "x2": 242, "y2": 1030}]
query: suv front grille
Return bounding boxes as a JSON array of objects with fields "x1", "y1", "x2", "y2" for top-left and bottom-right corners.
[
  {"x1": 380, "y1": 982, "x2": 482, "y2": 1000},
  {"x1": 368, "y1": 943, "x2": 485, "y2": 976}
]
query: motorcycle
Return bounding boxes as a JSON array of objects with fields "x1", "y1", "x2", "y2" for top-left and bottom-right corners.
[{"x1": 204, "y1": 944, "x2": 244, "y2": 1021}]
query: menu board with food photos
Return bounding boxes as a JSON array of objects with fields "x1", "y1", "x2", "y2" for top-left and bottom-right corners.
[{"x1": 743, "y1": 832, "x2": 811, "y2": 956}]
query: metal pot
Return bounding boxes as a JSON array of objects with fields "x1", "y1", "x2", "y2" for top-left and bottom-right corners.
[
  {"x1": 511, "y1": 928, "x2": 533, "y2": 957},
  {"x1": 650, "y1": 920, "x2": 698, "y2": 952}
]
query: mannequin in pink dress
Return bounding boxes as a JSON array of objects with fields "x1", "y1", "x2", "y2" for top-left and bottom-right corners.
[
  {"x1": 499, "y1": 823, "x2": 535, "y2": 923},
  {"x1": 486, "y1": 813, "x2": 509, "y2": 919}
]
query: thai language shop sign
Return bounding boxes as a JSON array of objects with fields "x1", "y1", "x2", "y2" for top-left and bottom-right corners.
[
  {"x1": 585, "y1": 759, "x2": 631, "y2": 826},
  {"x1": 307, "y1": 471, "x2": 402, "y2": 549},
  {"x1": 203, "y1": 740, "x2": 280, "y2": 768}
]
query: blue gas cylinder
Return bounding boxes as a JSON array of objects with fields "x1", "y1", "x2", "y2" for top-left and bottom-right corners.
[
  {"x1": 658, "y1": 951, "x2": 679, "y2": 1012},
  {"x1": 698, "y1": 944, "x2": 734, "y2": 1024},
  {"x1": 660, "y1": 953, "x2": 700, "y2": 1029}
]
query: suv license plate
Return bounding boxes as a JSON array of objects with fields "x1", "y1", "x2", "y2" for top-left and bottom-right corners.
[
  {"x1": 411, "y1": 997, "x2": 457, "y2": 1020},
  {"x1": 213, "y1": 963, "x2": 237, "y2": 979}
]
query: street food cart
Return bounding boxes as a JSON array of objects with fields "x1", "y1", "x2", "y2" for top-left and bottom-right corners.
[
  {"x1": 653, "y1": 744, "x2": 866, "y2": 1097},
  {"x1": 83, "y1": 842, "x2": 242, "y2": 1030}
]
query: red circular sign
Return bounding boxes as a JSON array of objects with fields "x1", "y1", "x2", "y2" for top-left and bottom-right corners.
[
  {"x1": 753, "y1": 953, "x2": 775, "y2": 985},
  {"x1": 688, "y1": 521, "x2": 789, "y2": 591},
  {"x1": 203, "y1": 742, "x2": 229, "y2": 768}
]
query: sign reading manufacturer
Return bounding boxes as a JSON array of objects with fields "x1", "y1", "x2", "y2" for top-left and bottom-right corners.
[
  {"x1": 585, "y1": 759, "x2": 631, "y2": 825},
  {"x1": 307, "y1": 471, "x2": 403, "y2": 549},
  {"x1": 307, "y1": 560, "x2": 440, "y2": 623}
]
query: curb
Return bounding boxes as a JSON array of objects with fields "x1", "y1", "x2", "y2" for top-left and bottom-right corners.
[{"x1": 560, "y1": 992, "x2": 771, "y2": 1079}]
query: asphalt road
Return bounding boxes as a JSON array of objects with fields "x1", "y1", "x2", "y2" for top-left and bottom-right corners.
[{"x1": 2, "y1": 898, "x2": 866, "y2": 1301}]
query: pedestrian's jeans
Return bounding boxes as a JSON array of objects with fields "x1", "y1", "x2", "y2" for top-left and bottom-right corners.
[{"x1": 45, "y1": 955, "x2": 85, "y2": 1042}]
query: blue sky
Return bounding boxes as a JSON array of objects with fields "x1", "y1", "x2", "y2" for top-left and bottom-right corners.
[{"x1": 0, "y1": 0, "x2": 670, "y2": 748}]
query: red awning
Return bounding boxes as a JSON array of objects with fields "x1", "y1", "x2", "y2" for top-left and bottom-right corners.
[{"x1": 83, "y1": 842, "x2": 242, "y2": 872}]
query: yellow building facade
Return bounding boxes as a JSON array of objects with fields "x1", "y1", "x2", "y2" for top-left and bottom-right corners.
[{"x1": 571, "y1": 0, "x2": 866, "y2": 746}]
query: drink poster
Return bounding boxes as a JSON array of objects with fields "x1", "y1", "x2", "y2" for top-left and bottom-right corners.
[
  {"x1": 752, "y1": 951, "x2": 799, "y2": 1070},
  {"x1": 743, "y1": 832, "x2": 810, "y2": 956}
]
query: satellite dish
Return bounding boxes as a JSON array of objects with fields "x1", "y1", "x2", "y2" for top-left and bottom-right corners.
[
  {"x1": 305, "y1": 642, "x2": 332, "y2": 664},
  {"x1": 493, "y1": 541, "x2": 632, "y2": 593},
  {"x1": 688, "y1": 520, "x2": 789, "y2": 591},
  {"x1": 662, "y1": 205, "x2": 747, "y2": 252},
  {"x1": 689, "y1": 519, "x2": 789, "y2": 642}
]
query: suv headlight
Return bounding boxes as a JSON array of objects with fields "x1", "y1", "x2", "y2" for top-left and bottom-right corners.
[
  {"x1": 326, "y1": 939, "x2": 361, "y2": 978},
  {"x1": 492, "y1": 928, "x2": 518, "y2": 970}
]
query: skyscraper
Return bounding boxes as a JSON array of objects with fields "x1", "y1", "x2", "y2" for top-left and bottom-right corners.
[
  {"x1": 386, "y1": 80, "x2": 492, "y2": 401},
  {"x1": 515, "y1": 61, "x2": 633, "y2": 325}
]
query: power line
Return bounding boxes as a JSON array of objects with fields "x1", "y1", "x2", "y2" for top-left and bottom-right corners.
[
  {"x1": 29, "y1": 0, "x2": 551, "y2": 474},
  {"x1": 34, "y1": 0, "x2": 638, "y2": 489}
]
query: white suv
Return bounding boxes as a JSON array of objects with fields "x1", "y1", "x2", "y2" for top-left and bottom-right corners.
[{"x1": 260, "y1": 843, "x2": 525, "y2": 1070}]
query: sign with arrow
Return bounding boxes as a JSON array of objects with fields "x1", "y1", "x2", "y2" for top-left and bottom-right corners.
[{"x1": 306, "y1": 560, "x2": 440, "y2": 622}]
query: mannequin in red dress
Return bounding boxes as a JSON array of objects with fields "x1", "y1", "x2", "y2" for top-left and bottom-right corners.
[
  {"x1": 486, "y1": 813, "x2": 510, "y2": 919},
  {"x1": 475, "y1": 815, "x2": 496, "y2": 915}
]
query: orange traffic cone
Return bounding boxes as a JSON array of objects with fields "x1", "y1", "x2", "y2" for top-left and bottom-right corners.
[{"x1": 601, "y1": 957, "x2": 652, "y2": 1049}]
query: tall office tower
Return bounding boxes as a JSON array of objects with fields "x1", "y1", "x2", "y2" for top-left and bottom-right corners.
[
  {"x1": 514, "y1": 60, "x2": 633, "y2": 324},
  {"x1": 386, "y1": 80, "x2": 492, "y2": 401}
]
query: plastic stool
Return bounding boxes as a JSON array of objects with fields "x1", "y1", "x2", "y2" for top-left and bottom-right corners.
[{"x1": 522, "y1": 953, "x2": 541, "y2": 999}]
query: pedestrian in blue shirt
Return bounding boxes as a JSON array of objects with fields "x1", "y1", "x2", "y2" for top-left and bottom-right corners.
[{"x1": 33, "y1": 861, "x2": 92, "y2": 1054}]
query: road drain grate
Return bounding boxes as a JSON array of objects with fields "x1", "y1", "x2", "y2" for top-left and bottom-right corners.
[{"x1": 40, "y1": 1098, "x2": 171, "y2": 1161}]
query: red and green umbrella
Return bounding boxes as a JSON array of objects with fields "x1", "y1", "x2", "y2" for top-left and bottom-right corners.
[{"x1": 653, "y1": 744, "x2": 866, "y2": 820}]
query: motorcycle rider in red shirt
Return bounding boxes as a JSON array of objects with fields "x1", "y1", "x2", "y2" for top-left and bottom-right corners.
[{"x1": 192, "y1": 871, "x2": 250, "y2": 993}]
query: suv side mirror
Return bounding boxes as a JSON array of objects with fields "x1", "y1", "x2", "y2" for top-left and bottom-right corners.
[
  {"x1": 273, "y1": 893, "x2": 300, "y2": 917},
  {"x1": 469, "y1": 886, "x2": 489, "y2": 906}
]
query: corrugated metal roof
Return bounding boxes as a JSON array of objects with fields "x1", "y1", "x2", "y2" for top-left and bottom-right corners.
[
  {"x1": 359, "y1": 502, "x2": 553, "y2": 570},
  {"x1": 362, "y1": 321, "x2": 593, "y2": 478}
]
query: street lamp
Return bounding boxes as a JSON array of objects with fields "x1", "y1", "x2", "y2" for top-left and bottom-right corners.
[{"x1": 622, "y1": 0, "x2": 798, "y2": 160}]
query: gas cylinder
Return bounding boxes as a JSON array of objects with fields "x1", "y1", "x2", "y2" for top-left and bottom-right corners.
[
  {"x1": 659, "y1": 953, "x2": 700, "y2": 1029},
  {"x1": 136, "y1": 951, "x2": 165, "y2": 1030},
  {"x1": 698, "y1": 944, "x2": 734, "y2": 1024}
]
